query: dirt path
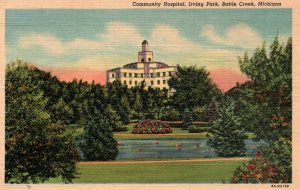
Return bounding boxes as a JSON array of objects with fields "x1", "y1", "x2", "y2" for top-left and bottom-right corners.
[{"x1": 79, "y1": 157, "x2": 249, "y2": 165}]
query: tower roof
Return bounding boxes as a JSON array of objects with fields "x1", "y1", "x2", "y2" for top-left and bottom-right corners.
[{"x1": 142, "y1": 40, "x2": 148, "y2": 45}]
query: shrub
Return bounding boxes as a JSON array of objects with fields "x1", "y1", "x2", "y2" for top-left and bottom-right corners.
[
  {"x1": 193, "y1": 106, "x2": 207, "y2": 121},
  {"x1": 188, "y1": 125, "x2": 211, "y2": 133},
  {"x1": 187, "y1": 125, "x2": 203, "y2": 133},
  {"x1": 231, "y1": 139, "x2": 291, "y2": 183},
  {"x1": 79, "y1": 112, "x2": 118, "y2": 161},
  {"x1": 231, "y1": 151, "x2": 278, "y2": 183},
  {"x1": 132, "y1": 119, "x2": 172, "y2": 134},
  {"x1": 161, "y1": 109, "x2": 181, "y2": 121}
]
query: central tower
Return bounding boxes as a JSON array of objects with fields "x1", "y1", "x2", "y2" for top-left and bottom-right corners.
[{"x1": 138, "y1": 40, "x2": 153, "y2": 62}]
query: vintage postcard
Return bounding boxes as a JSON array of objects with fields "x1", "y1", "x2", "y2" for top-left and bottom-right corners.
[{"x1": 0, "y1": 0, "x2": 299, "y2": 190}]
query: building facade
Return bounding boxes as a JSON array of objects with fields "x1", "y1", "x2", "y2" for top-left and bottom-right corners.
[{"x1": 106, "y1": 40, "x2": 177, "y2": 90}]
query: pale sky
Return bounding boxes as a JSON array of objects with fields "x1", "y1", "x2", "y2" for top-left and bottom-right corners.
[{"x1": 6, "y1": 9, "x2": 292, "y2": 91}]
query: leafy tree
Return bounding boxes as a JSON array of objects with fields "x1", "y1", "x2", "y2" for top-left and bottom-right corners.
[
  {"x1": 208, "y1": 101, "x2": 247, "y2": 157},
  {"x1": 5, "y1": 61, "x2": 79, "y2": 183},
  {"x1": 104, "y1": 105, "x2": 124, "y2": 132},
  {"x1": 168, "y1": 65, "x2": 221, "y2": 110},
  {"x1": 133, "y1": 91, "x2": 143, "y2": 120},
  {"x1": 229, "y1": 36, "x2": 292, "y2": 182},
  {"x1": 237, "y1": 37, "x2": 292, "y2": 141},
  {"x1": 51, "y1": 97, "x2": 73, "y2": 124},
  {"x1": 79, "y1": 111, "x2": 118, "y2": 161},
  {"x1": 119, "y1": 96, "x2": 130, "y2": 124}
]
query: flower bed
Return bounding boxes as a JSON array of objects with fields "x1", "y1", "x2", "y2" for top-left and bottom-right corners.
[
  {"x1": 132, "y1": 120, "x2": 173, "y2": 134},
  {"x1": 231, "y1": 151, "x2": 278, "y2": 183}
]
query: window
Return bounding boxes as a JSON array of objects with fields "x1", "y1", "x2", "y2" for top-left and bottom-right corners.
[
  {"x1": 135, "y1": 81, "x2": 137, "y2": 85},
  {"x1": 134, "y1": 73, "x2": 138, "y2": 78},
  {"x1": 112, "y1": 73, "x2": 115, "y2": 78},
  {"x1": 141, "y1": 73, "x2": 143, "y2": 78},
  {"x1": 163, "y1": 72, "x2": 166, "y2": 76},
  {"x1": 157, "y1": 80, "x2": 160, "y2": 85},
  {"x1": 129, "y1": 81, "x2": 132, "y2": 85},
  {"x1": 124, "y1": 73, "x2": 127, "y2": 77},
  {"x1": 133, "y1": 65, "x2": 136, "y2": 68},
  {"x1": 148, "y1": 58, "x2": 151, "y2": 61},
  {"x1": 141, "y1": 58, "x2": 144, "y2": 62},
  {"x1": 151, "y1": 81, "x2": 154, "y2": 85},
  {"x1": 124, "y1": 80, "x2": 127, "y2": 84},
  {"x1": 169, "y1": 71, "x2": 172, "y2": 76},
  {"x1": 163, "y1": 80, "x2": 166, "y2": 84},
  {"x1": 150, "y1": 73, "x2": 153, "y2": 78},
  {"x1": 129, "y1": 73, "x2": 132, "y2": 77},
  {"x1": 157, "y1": 72, "x2": 160, "y2": 77}
]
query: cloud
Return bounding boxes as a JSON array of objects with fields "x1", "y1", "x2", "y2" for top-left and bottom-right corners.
[
  {"x1": 278, "y1": 34, "x2": 290, "y2": 44},
  {"x1": 201, "y1": 23, "x2": 263, "y2": 49},
  {"x1": 150, "y1": 24, "x2": 199, "y2": 53},
  {"x1": 19, "y1": 21, "x2": 143, "y2": 55},
  {"x1": 97, "y1": 21, "x2": 143, "y2": 48},
  {"x1": 19, "y1": 33, "x2": 65, "y2": 55}
]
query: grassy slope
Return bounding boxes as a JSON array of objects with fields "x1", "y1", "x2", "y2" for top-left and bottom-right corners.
[{"x1": 47, "y1": 160, "x2": 245, "y2": 183}]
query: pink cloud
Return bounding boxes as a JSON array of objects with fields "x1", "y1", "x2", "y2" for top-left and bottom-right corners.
[{"x1": 209, "y1": 69, "x2": 248, "y2": 92}]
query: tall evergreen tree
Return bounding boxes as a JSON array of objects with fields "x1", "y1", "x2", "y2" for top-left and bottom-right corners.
[{"x1": 208, "y1": 101, "x2": 247, "y2": 157}]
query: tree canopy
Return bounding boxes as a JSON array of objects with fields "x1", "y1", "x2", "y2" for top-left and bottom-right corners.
[{"x1": 168, "y1": 65, "x2": 221, "y2": 110}]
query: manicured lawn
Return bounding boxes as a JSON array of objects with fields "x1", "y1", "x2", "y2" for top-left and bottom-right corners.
[{"x1": 47, "y1": 160, "x2": 246, "y2": 183}]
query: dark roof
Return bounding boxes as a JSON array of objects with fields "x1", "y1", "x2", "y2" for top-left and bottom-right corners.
[{"x1": 142, "y1": 40, "x2": 148, "y2": 44}]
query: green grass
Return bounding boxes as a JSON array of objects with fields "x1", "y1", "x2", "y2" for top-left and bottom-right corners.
[
  {"x1": 114, "y1": 123, "x2": 136, "y2": 134},
  {"x1": 113, "y1": 133, "x2": 209, "y2": 140},
  {"x1": 47, "y1": 160, "x2": 245, "y2": 183}
]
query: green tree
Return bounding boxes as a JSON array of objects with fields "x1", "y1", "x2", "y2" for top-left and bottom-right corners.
[
  {"x1": 79, "y1": 111, "x2": 118, "y2": 161},
  {"x1": 206, "y1": 98, "x2": 220, "y2": 122},
  {"x1": 51, "y1": 97, "x2": 73, "y2": 124},
  {"x1": 237, "y1": 37, "x2": 292, "y2": 141},
  {"x1": 5, "y1": 61, "x2": 79, "y2": 183},
  {"x1": 168, "y1": 65, "x2": 221, "y2": 110},
  {"x1": 182, "y1": 108, "x2": 194, "y2": 129},
  {"x1": 229, "y1": 36, "x2": 292, "y2": 183},
  {"x1": 208, "y1": 101, "x2": 247, "y2": 157},
  {"x1": 119, "y1": 96, "x2": 130, "y2": 124},
  {"x1": 104, "y1": 105, "x2": 124, "y2": 132},
  {"x1": 133, "y1": 91, "x2": 143, "y2": 121}
]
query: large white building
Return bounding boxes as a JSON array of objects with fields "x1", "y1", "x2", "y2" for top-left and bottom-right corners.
[{"x1": 106, "y1": 40, "x2": 177, "y2": 90}]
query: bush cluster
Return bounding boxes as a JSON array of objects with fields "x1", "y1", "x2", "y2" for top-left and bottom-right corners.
[
  {"x1": 231, "y1": 151, "x2": 278, "y2": 183},
  {"x1": 132, "y1": 119, "x2": 172, "y2": 134}
]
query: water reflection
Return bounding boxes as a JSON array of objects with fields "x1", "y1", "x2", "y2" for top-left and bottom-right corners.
[{"x1": 116, "y1": 139, "x2": 267, "y2": 160}]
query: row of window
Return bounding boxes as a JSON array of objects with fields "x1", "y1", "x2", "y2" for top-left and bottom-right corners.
[
  {"x1": 111, "y1": 71, "x2": 173, "y2": 78},
  {"x1": 123, "y1": 80, "x2": 167, "y2": 85}
]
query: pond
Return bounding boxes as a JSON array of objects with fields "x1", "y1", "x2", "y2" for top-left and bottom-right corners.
[{"x1": 116, "y1": 139, "x2": 267, "y2": 160}]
